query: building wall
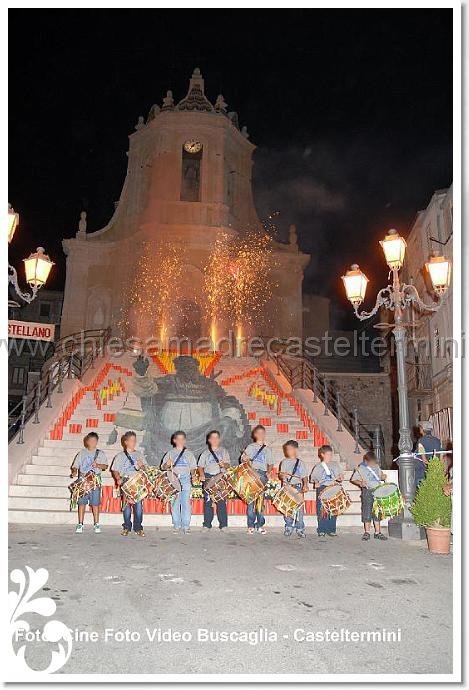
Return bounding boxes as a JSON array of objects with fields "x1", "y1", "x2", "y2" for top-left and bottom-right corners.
[
  {"x1": 401, "y1": 186, "x2": 453, "y2": 431},
  {"x1": 61, "y1": 70, "x2": 310, "y2": 341},
  {"x1": 327, "y1": 373, "x2": 394, "y2": 467},
  {"x1": 8, "y1": 290, "x2": 63, "y2": 403}
]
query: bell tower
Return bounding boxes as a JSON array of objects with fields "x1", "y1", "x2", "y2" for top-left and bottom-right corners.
[{"x1": 61, "y1": 68, "x2": 309, "y2": 340}]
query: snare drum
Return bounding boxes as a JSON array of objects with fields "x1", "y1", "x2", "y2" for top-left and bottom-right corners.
[
  {"x1": 227, "y1": 461, "x2": 265, "y2": 504},
  {"x1": 69, "y1": 470, "x2": 101, "y2": 510},
  {"x1": 121, "y1": 470, "x2": 154, "y2": 505},
  {"x1": 319, "y1": 484, "x2": 352, "y2": 517},
  {"x1": 153, "y1": 469, "x2": 181, "y2": 502},
  {"x1": 272, "y1": 484, "x2": 304, "y2": 519},
  {"x1": 372, "y1": 483, "x2": 404, "y2": 519},
  {"x1": 204, "y1": 472, "x2": 232, "y2": 504}
]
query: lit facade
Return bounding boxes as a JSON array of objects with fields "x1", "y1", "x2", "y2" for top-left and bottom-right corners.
[{"x1": 61, "y1": 69, "x2": 309, "y2": 341}]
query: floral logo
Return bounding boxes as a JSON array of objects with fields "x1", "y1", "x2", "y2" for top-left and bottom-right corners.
[{"x1": 9, "y1": 566, "x2": 73, "y2": 675}]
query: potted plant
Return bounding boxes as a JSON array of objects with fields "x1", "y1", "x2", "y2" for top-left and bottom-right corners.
[{"x1": 411, "y1": 453, "x2": 452, "y2": 554}]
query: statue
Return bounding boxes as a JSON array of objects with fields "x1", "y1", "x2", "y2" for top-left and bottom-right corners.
[
  {"x1": 162, "y1": 90, "x2": 174, "y2": 109},
  {"x1": 77, "y1": 211, "x2": 87, "y2": 237},
  {"x1": 289, "y1": 224, "x2": 298, "y2": 248},
  {"x1": 214, "y1": 94, "x2": 227, "y2": 112},
  {"x1": 116, "y1": 355, "x2": 251, "y2": 465},
  {"x1": 241, "y1": 125, "x2": 250, "y2": 139},
  {"x1": 147, "y1": 104, "x2": 160, "y2": 121},
  {"x1": 135, "y1": 115, "x2": 144, "y2": 130}
]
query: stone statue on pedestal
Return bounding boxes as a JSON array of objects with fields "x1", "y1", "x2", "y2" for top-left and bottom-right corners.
[
  {"x1": 289, "y1": 224, "x2": 298, "y2": 248},
  {"x1": 116, "y1": 355, "x2": 251, "y2": 464},
  {"x1": 77, "y1": 211, "x2": 87, "y2": 237}
]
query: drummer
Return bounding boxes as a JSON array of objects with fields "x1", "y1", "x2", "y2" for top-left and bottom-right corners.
[
  {"x1": 310, "y1": 444, "x2": 344, "y2": 537},
  {"x1": 241, "y1": 424, "x2": 274, "y2": 535},
  {"x1": 350, "y1": 450, "x2": 388, "y2": 541},
  {"x1": 111, "y1": 431, "x2": 146, "y2": 537},
  {"x1": 161, "y1": 431, "x2": 198, "y2": 535},
  {"x1": 278, "y1": 440, "x2": 309, "y2": 538},
  {"x1": 198, "y1": 430, "x2": 230, "y2": 531},
  {"x1": 70, "y1": 432, "x2": 108, "y2": 534}
]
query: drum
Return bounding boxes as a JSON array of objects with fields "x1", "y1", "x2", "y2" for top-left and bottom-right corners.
[
  {"x1": 272, "y1": 484, "x2": 304, "y2": 519},
  {"x1": 121, "y1": 470, "x2": 154, "y2": 505},
  {"x1": 227, "y1": 461, "x2": 265, "y2": 504},
  {"x1": 204, "y1": 472, "x2": 232, "y2": 504},
  {"x1": 153, "y1": 469, "x2": 181, "y2": 502},
  {"x1": 372, "y1": 483, "x2": 404, "y2": 519},
  {"x1": 69, "y1": 470, "x2": 101, "y2": 510},
  {"x1": 319, "y1": 484, "x2": 352, "y2": 517}
]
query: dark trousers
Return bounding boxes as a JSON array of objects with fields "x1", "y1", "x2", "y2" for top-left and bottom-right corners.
[
  {"x1": 203, "y1": 474, "x2": 228, "y2": 528},
  {"x1": 123, "y1": 501, "x2": 143, "y2": 531},
  {"x1": 316, "y1": 487, "x2": 337, "y2": 535}
]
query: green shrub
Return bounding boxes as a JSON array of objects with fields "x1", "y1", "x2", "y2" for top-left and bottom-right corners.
[{"x1": 411, "y1": 454, "x2": 452, "y2": 528}]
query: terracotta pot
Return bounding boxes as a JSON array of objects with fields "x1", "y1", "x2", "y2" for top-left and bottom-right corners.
[{"x1": 426, "y1": 526, "x2": 451, "y2": 555}]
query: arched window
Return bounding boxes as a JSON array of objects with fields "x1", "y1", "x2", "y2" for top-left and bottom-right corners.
[{"x1": 180, "y1": 146, "x2": 202, "y2": 202}]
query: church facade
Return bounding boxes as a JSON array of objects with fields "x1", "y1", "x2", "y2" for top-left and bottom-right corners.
[{"x1": 61, "y1": 68, "x2": 309, "y2": 342}]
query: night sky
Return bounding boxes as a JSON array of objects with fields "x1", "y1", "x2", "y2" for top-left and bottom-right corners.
[{"x1": 9, "y1": 10, "x2": 452, "y2": 327}]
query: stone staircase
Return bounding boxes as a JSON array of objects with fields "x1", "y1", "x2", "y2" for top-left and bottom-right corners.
[{"x1": 9, "y1": 353, "x2": 396, "y2": 528}]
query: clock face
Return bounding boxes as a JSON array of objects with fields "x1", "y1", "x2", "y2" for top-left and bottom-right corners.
[{"x1": 183, "y1": 139, "x2": 203, "y2": 154}]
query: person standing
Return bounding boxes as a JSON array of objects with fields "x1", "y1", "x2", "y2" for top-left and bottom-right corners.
[
  {"x1": 415, "y1": 420, "x2": 442, "y2": 485},
  {"x1": 350, "y1": 450, "x2": 388, "y2": 541},
  {"x1": 310, "y1": 444, "x2": 343, "y2": 537},
  {"x1": 70, "y1": 432, "x2": 108, "y2": 534},
  {"x1": 161, "y1": 431, "x2": 198, "y2": 535},
  {"x1": 278, "y1": 440, "x2": 309, "y2": 538},
  {"x1": 111, "y1": 431, "x2": 146, "y2": 537},
  {"x1": 242, "y1": 425, "x2": 274, "y2": 535},
  {"x1": 198, "y1": 430, "x2": 231, "y2": 531}
]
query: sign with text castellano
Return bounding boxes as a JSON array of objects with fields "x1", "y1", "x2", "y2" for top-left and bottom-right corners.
[{"x1": 8, "y1": 320, "x2": 55, "y2": 342}]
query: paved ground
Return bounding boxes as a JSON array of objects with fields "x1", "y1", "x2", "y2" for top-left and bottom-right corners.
[{"x1": 8, "y1": 525, "x2": 452, "y2": 676}]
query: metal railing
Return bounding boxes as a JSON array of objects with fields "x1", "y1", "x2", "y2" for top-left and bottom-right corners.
[
  {"x1": 265, "y1": 351, "x2": 385, "y2": 463},
  {"x1": 406, "y1": 361, "x2": 433, "y2": 393},
  {"x1": 8, "y1": 328, "x2": 112, "y2": 444}
]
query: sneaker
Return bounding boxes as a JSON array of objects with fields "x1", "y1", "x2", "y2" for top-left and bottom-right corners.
[
  {"x1": 258, "y1": 528, "x2": 267, "y2": 535},
  {"x1": 121, "y1": 528, "x2": 130, "y2": 536},
  {"x1": 326, "y1": 532, "x2": 337, "y2": 537},
  {"x1": 135, "y1": 530, "x2": 145, "y2": 537},
  {"x1": 296, "y1": 531, "x2": 306, "y2": 539},
  {"x1": 318, "y1": 532, "x2": 326, "y2": 537},
  {"x1": 247, "y1": 528, "x2": 255, "y2": 534},
  {"x1": 182, "y1": 528, "x2": 191, "y2": 535},
  {"x1": 374, "y1": 532, "x2": 387, "y2": 541},
  {"x1": 93, "y1": 523, "x2": 101, "y2": 534},
  {"x1": 172, "y1": 528, "x2": 181, "y2": 534},
  {"x1": 362, "y1": 532, "x2": 371, "y2": 541},
  {"x1": 75, "y1": 523, "x2": 83, "y2": 534},
  {"x1": 202, "y1": 525, "x2": 211, "y2": 530},
  {"x1": 284, "y1": 529, "x2": 293, "y2": 537},
  {"x1": 219, "y1": 526, "x2": 227, "y2": 531}
]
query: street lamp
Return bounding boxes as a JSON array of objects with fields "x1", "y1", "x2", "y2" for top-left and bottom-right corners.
[
  {"x1": 8, "y1": 205, "x2": 19, "y2": 244},
  {"x1": 341, "y1": 228, "x2": 451, "y2": 540},
  {"x1": 8, "y1": 205, "x2": 54, "y2": 305}
]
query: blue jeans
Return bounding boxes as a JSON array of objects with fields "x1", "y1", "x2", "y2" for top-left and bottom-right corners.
[
  {"x1": 203, "y1": 474, "x2": 228, "y2": 528},
  {"x1": 78, "y1": 488, "x2": 101, "y2": 506},
  {"x1": 284, "y1": 484, "x2": 305, "y2": 533},
  {"x1": 171, "y1": 475, "x2": 191, "y2": 529},
  {"x1": 247, "y1": 470, "x2": 267, "y2": 529},
  {"x1": 123, "y1": 501, "x2": 143, "y2": 532},
  {"x1": 316, "y1": 487, "x2": 337, "y2": 535}
]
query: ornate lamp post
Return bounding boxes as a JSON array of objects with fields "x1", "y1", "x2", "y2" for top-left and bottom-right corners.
[
  {"x1": 341, "y1": 229, "x2": 451, "y2": 539},
  {"x1": 8, "y1": 205, "x2": 54, "y2": 306}
]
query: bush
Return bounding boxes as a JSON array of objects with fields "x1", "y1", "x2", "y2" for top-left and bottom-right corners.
[{"x1": 411, "y1": 454, "x2": 452, "y2": 528}]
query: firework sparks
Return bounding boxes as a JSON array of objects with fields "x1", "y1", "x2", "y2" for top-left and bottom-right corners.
[{"x1": 118, "y1": 240, "x2": 185, "y2": 345}]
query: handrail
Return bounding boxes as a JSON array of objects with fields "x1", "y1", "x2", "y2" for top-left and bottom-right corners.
[
  {"x1": 264, "y1": 349, "x2": 385, "y2": 463},
  {"x1": 8, "y1": 328, "x2": 112, "y2": 444}
]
